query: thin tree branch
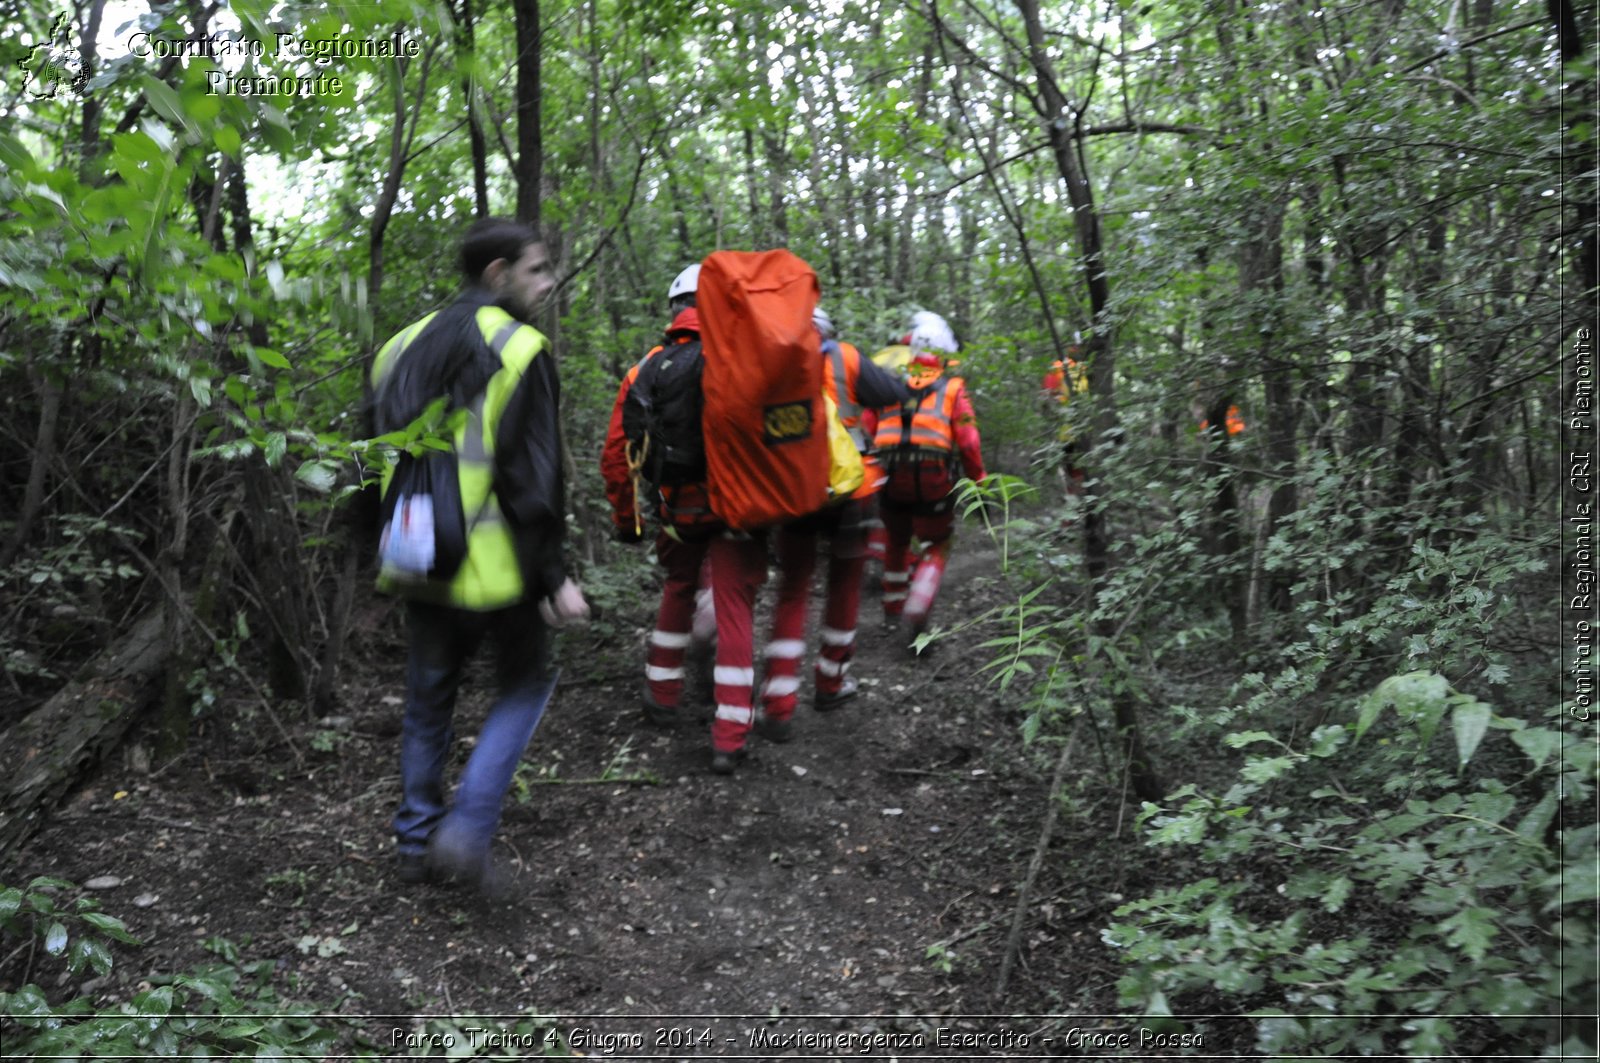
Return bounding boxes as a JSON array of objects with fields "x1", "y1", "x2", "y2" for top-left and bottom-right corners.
[
  {"x1": 928, "y1": 138, "x2": 1052, "y2": 196},
  {"x1": 1082, "y1": 121, "x2": 1214, "y2": 138},
  {"x1": 552, "y1": 138, "x2": 655, "y2": 297},
  {"x1": 923, "y1": 2, "x2": 1041, "y2": 105},
  {"x1": 1400, "y1": 17, "x2": 1547, "y2": 75}
]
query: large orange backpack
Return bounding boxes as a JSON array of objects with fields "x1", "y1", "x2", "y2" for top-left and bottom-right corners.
[{"x1": 696, "y1": 249, "x2": 829, "y2": 530}]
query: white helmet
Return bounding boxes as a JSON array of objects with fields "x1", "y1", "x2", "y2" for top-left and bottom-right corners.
[
  {"x1": 812, "y1": 307, "x2": 835, "y2": 339},
  {"x1": 668, "y1": 263, "x2": 700, "y2": 303},
  {"x1": 908, "y1": 310, "x2": 957, "y2": 354}
]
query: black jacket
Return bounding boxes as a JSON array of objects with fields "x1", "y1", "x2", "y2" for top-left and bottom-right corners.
[
  {"x1": 366, "y1": 287, "x2": 566, "y2": 600},
  {"x1": 850, "y1": 348, "x2": 913, "y2": 410}
]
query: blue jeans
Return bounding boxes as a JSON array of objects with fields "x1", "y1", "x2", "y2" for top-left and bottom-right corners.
[{"x1": 394, "y1": 598, "x2": 557, "y2": 859}]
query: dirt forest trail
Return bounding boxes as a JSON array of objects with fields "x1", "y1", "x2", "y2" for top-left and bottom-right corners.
[{"x1": 11, "y1": 526, "x2": 1128, "y2": 1052}]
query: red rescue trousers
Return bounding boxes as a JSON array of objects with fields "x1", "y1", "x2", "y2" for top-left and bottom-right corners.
[
  {"x1": 644, "y1": 529, "x2": 767, "y2": 753},
  {"x1": 880, "y1": 504, "x2": 954, "y2": 629},
  {"x1": 860, "y1": 493, "x2": 887, "y2": 564},
  {"x1": 762, "y1": 501, "x2": 866, "y2": 723}
]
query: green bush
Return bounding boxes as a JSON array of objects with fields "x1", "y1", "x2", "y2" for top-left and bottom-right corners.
[
  {"x1": 1, "y1": 879, "x2": 573, "y2": 1059},
  {"x1": 1, "y1": 880, "x2": 339, "y2": 1058},
  {"x1": 1102, "y1": 674, "x2": 1596, "y2": 1057}
]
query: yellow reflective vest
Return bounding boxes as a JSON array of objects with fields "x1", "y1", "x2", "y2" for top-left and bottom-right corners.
[{"x1": 369, "y1": 302, "x2": 550, "y2": 610}]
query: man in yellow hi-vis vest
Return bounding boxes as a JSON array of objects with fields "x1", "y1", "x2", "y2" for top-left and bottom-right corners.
[{"x1": 367, "y1": 218, "x2": 588, "y2": 894}]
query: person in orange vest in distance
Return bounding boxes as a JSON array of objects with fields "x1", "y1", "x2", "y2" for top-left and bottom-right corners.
[
  {"x1": 1199, "y1": 404, "x2": 1246, "y2": 436},
  {"x1": 873, "y1": 311, "x2": 987, "y2": 652},
  {"x1": 755, "y1": 307, "x2": 912, "y2": 740},
  {"x1": 601, "y1": 265, "x2": 764, "y2": 774},
  {"x1": 1041, "y1": 349, "x2": 1088, "y2": 497}
]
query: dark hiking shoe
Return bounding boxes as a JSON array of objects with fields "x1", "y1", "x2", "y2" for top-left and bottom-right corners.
[
  {"x1": 425, "y1": 836, "x2": 516, "y2": 900},
  {"x1": 437, "y1": 856, "x2": 516, "y2": 901},
  {"x1": 710, "y1": 747, "x2": 747, "y2": 775},
  {"x1": 755, "y1": 714, "x2": 795, "y2": 744},
  {"x1": 641, "y1": 693, "x2": 681, "y2": 728},
  {"x1": 813, "y1": 675, "x2": 860, "y2": 713},
  {"x1": 397, "y1": 851, "x2": 432, "y2": 886}
]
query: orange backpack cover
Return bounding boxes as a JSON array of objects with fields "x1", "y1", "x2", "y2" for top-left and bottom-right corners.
[{"x1": 696, "y1": 249, "x2": 828, "y2": 530}]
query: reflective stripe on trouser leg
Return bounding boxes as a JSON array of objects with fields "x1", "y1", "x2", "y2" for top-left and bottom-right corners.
[
  {"x1": 904, "y1": 538, "x2": 952, "y2": 627},
  {"x1": 762, "y1": 524, "x2": 816, "y2": 722},
  {"x1": 648, "y1": 533, "x2": 709, "y2": 708},
  {"x1": 880, "y1": 503, "x2": 915, "y2": 619},
  {"x1": 861, "y1": 494, "x2": 886, "y2": 562},
  {"x1": 815, "y1": 624, "x2": 855, "y2": 692},
  {"x1": 708, "y1": 532, "x2": 767, "y2": 753},
  {"x1": 760, "y1": 637, "x2": 805, "y2": 722},
  {"x1": 882, "y1": 570, "x2": 909, "y2": 618},
  {"x1": 817, "y1": 525, "x2": 864, "y2": 694},
  {"x1": 865, "y1": 522, "x2": 887, "y2": 562}
]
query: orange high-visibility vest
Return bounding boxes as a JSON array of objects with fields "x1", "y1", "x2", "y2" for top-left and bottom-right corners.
[
  {"x1": 823, "y1": 339, "x2": 888, "y2": 500},
  {"x1": 823, "y1": 340, "x2": 866, "y2": 446},
  {"x1": 874, "y1": 376, "x2": 960, "y2": 454},
  {"x1": 1200, "y1": 404, "x2": 1246, "y2": 436}
]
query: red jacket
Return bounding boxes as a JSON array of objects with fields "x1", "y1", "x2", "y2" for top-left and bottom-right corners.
[{"x1": 601, "y1": 308, "x2": 718, "y2": 533}]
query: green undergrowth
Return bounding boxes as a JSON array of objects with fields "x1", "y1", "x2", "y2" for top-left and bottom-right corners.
[
  {"x1": 1107, "y1": 678, "x2": 1594, "y2": 1057},
  {"x1": 0, "y1": 877, "x2": 567, "y2": 1058},
  {"x1": 952, "y1": 457, "x2": 1587, "y2": 1057}
]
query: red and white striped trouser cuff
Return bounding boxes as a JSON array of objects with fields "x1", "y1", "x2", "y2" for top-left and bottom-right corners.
[
  {"x1": 882, "y1": 570, "x2": 909, "y2": 616},
  {"x1": 711, "y1": 665, "x2": 756, "y2": 751},
  {"x1": 759, "y1": 638, "x2": 805, "y2": 719},
  {"x1": 815, "y1": 625, "x2": 855, "y2": 691},
  {"x1": 645, "y1": 628, "x2": 692, "y2": 705}
]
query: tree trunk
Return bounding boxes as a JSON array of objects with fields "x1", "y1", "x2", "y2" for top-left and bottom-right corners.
[
  {"x1": 826, "y1": 59, "x2": 862, "y2": 289},
  {"x1": 368, "y1": 43, "x2": 437, "y2": 312},
  {"x1": 312, "y1": 528, "x2": 363, "y2": 718},
  {"x1": 157, "y1": 506, "x2": 236, "y2": 758},
  {"x1": 929, "y1": 27, "x2": 1069, "y2": 363},
  {"x1": 1334, "y1": 171, "x2": 1392, "y2": 461},
  {"x1": 1246, "y1": 201, "x2": 1297, "y2": 614},
  {"x1": 1300, "y1": 177, "x2": 1336, "y2": 453},
  {"x1": 1550, "y1": 0, "x2": 1598, "y2": 337},
  {"x1": 76, "y1": 0, "x2": 107, "y2": 180},
  {"x1": 1455, "y1": 258, "x2": 1513, "y2": 515},
  {"x1": 514, "y1": 0, "x2": 543, "y2": 226},
  {"x1": 955, "y1": 208, "x2": 978, "y2": 332},
  {"x1": 156, "y1": 391, "x2": 200, "y2": 749},
  {"x1": 456, "y1": 0, "x2": 490, "y2": 218},
  {"x1": 240, "y1": 464, "x2": 313, "y2": 704},
  {"x1": 762, "y1": 130, "x2": 790, "y2": 247},
  {"x1": 319, "y1": 47, "x2": 430, "y2": 711},
  {"x1": 0, "y1": 367, "x2": 62, "y2": 571},
  {"x1": 1384, "y1": 218, "x2": 1447, "y2": 528},
  {"x1": 1011, "y1": 0, "x2": 1162, "y2": 802},
  {"x1": 0, "y1": 607, "x2": 168, "y2": 860},
  {"x1": 368, "y1": 73, "x2": 407, "y2": 307},
  {"x1": 743, "y1": 127, "x2": 763, "y2": 246},
  {"x1": 1203, "y1": 396, "x2": 1248, "y2": 640}
]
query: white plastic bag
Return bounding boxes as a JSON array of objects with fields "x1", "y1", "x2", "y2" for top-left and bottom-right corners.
[{"x1": 380, "y1": 491, "x2": 437, "y2": 580}]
